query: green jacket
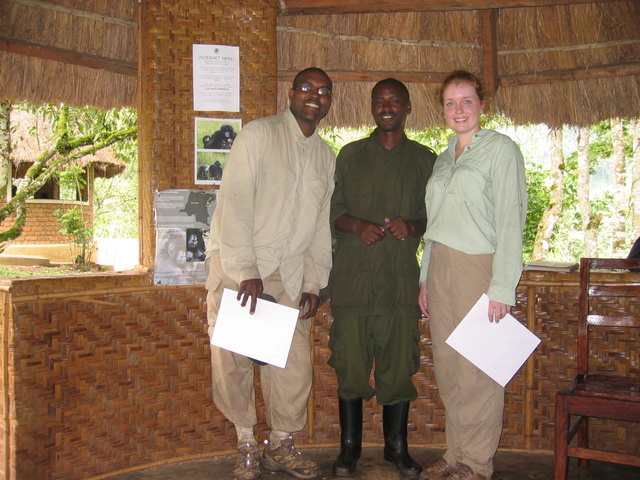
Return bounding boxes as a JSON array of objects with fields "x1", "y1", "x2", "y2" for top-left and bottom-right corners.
[{"x1": 330, "y1": 131, "x2": 436, "y2": 318}]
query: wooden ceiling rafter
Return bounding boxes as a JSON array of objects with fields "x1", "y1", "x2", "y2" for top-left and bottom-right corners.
[
  {"x1": 278, "y1": 61, "x2": 640, "y2": 88},
  {"x1": 480, "y1": 9, "x2": 499, "y2": 97},
  {"x1": 12, "y1": 0, "x2": 137, "y2": 28},
  {"x1": 278, "y1": 70, "x2": 449, "y2": 84},
  {"x1": 0, "y1": 36, "x2": 138, "y2": 77},
  {"x1": 279, "y1": 0, "x2": 622, "y2": 15}
]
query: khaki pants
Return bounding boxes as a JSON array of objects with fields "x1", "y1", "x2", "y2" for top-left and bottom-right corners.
[
  {"x1": 206, "y1": 255, "x2": 313, "y2": 433},
  {"x1": 427, "y1": 243, "x2": 505, "y2": 478}
]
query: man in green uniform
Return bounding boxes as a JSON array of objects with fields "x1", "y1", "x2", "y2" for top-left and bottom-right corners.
[{"x1": 329, "y1": 78, "x2": 437, "y2": 478}]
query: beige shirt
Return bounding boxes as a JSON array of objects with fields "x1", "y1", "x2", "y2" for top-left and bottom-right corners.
[{"x1": 206, "y1": 109, "x2": 336, "y2": 300}]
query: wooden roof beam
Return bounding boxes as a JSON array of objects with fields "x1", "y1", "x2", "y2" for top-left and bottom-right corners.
[
  {"x1": 278, "y1": 70, "x2": 449, "y2": 84},
  {"x1": 480, "y1": 9, "x2": 499, "y2": 97},
  {"x1": 280, "y1": 0, "x2": 622, "y2": 15},
  {"x1": 0, "y1": 36, "x2": 137, "y2": 77},
  {"x1": 499, "y1": 61, "x2": 640, "y2": 86},
  {"x1": 279, "y1": 61, "x2": 640, "y2": 86}
]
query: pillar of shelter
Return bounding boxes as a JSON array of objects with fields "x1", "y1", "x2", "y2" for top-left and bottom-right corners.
[{"x1": 138, "y1": 0, "x2": 278, "y2": 267}]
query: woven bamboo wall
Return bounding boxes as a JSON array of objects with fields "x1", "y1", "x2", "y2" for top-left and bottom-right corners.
[
  {"x1": 0, "y1": 270, "x2": 639, "y2": 479},
  {"x1": 138, "y1": 0, "x2": 278, "y2": 267}
]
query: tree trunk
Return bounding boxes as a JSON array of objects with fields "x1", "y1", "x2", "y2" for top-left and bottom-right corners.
[
  {"x1": 0, "y1": 101, "x2": 10, "y2": 196},
  {"x1": 0, "y1": 102, "x2": 12, "y2": 253},
  {"x1": 630, "y1": 119, "x2": 640, "y2": 240},
  {"x1": 577, "y1": 125, "x2": 598, "y2": 257},
  {"x1": 610, "y1": 118, "x2": 627, "y2": 253},
  {"x1": 532, "y1": 127, "x2": 564, "y2": 260}
]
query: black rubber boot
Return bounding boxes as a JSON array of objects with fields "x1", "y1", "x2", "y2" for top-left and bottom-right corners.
[
  {"x1": 382, "y1": 401, "x2": 422, "y2": 478},
  {"x1": 333, "y1": 397, "x2": 363, "y2": 477}
]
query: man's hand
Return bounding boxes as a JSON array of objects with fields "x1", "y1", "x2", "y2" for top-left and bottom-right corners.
[
  {"x1": 352, "y1": 219, "x2": 385, "y2": 245},
  {"x1": 335, "y1": 214, "x2": 385, "y2": 246},
  {"x1": 382, "y1": 216, "x2": 426, "y2": 240},
  {"x1": 299, "y1": 292, "x2": 320, "y2": 319},
  {"x1": 237, "y1": 278, "x2": 263, "y2": 314},
  {"x1": 382, "y1": 216, "x2": 410, "y2": 240}
]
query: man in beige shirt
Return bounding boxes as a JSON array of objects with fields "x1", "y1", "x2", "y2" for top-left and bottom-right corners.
[{"x1": 205, "y1": 67, "x2": 335, "y2": 480}]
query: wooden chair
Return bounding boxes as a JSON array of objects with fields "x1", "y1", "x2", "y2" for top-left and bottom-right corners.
[{"x1": 554, "y1": 257, "x2": 640, "y2": 479}]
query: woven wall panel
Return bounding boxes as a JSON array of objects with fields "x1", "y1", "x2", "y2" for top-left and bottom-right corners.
[
  {"x1": 524, "y1": 274, "x2": 640, "y2": 454},
  {"x1": 1, "y1": 270, "x2": 639, "y2": 479},
  {"x1": 9, "y1": 286, "x2": 219, "y2": 479},
  {"x1": 138, "y1": 0, "x2": 278, "y2": 266}
]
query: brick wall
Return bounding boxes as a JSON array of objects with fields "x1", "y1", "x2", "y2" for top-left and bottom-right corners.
[{"x1": 0, "y1": 201, "x2": 93, "y2": 245}]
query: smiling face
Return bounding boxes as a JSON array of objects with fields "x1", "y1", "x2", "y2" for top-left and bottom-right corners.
[
  {"x1": 371, "y1": 81, "x2": 411, "y2": 133},
  {"x1": 288, "y1": 69, "x2": 332, "y2": 136},
  {"x1": 442, "y1": 80, "x2": 485, "y2": 137}
]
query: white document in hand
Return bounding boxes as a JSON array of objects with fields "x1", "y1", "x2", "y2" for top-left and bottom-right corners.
[
  {"x1": 445, "y1": 294, "x2": 541, "y2": 387},
  {"x1": 210, "y1": 288, "x2": 299, "y2": 368}
]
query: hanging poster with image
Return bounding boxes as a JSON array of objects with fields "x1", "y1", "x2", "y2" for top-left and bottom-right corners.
[
  {"x1": 194, "y1": 117, "x2": 241, "y2": 185},
  {"x1": 153, "y1": 189, "x2": 217, "y2": 286}
]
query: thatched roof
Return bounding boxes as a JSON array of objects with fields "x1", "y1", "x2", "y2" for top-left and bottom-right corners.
[
  {"x1": 10, "y1": 109, "x2": 125, "y2": 178},
  {"x1": 0, "y1": 0, "x2": 137, "y2": 110},
  {"x1": 276, "y1": 0, "x2": 640, "y2": 128},
  {"x1": 1, "y1": 0, "x2": 639, "y2": 128}
]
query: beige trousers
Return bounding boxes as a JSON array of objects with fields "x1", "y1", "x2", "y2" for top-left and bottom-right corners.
[
  {"x1": 205, "y1": 255, "x2": 313, "y2": 433},
  {"x1": 427, "y1": 243, "x2": 505, "y2": 478}
]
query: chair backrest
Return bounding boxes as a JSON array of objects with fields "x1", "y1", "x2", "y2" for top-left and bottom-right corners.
[{"x1": 577, "y1": 257, "x2": 640, "y2": 376}]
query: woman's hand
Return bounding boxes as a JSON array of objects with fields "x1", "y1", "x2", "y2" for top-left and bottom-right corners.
[
  {"x1": 418, "y1": 281, "x2": 429, "y2": 317},
  {"x1": 488, "y1": 300, "x2": 511, "y2": 323}
]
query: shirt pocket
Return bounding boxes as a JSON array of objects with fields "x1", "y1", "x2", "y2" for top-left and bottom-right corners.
[
  {"x1": 448, "y1": 163, "x2": 489, "y2": 210},
  {"x1": 302, "y1": 174, "x2": 330, "y2": 212},
  {"x1": 399, "y1": 176, "x2": 425, "y2": 219},
  {"x1": 343, "y1": 178, "x2": 374, "y2": 219},
  {"x1": 330, "y1": 242, "x2": 373, "y2": 308}
]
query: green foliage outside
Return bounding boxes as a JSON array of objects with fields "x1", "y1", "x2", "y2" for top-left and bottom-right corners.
[
  {"x1": 92, "y1": 107, "x2": 139, "y2": 238},
  {"x1": 4, "y1": 102, "x2": 638, "y2": 268},
  {"x1": 53, "y1": 207, "x2": 97, "y2": 269}
]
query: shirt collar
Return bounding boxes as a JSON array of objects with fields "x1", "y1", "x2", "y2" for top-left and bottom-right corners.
[
  {"x1": 284, "y1": 108, "x2": 318, "y2": 141},
  {"x1": 447, "y1": 129, "x2": 494, "y2": 149},
  {"x1": 369, "y1": 128, "x2": 409, "y2": 152}
]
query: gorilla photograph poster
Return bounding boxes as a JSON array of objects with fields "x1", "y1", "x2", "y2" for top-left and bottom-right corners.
[
  {"x1": 153, "y1": 189, "x2": 217, "y2": 286},
  {"x1": 194, "y1": 117, "x2": 241, "y2": 185}
]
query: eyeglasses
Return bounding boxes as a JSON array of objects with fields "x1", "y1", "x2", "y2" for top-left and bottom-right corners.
[{"x1": 296, "y1": 84, "x2": 332, "y2": 96}]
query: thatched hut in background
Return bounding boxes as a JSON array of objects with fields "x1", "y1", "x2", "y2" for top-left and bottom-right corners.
[{"x1": 0, "y1": 109, "x2": 125, "y2": 263}]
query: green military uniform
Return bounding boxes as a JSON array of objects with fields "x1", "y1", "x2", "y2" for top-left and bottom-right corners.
[{"x1": 329, "y1": 131, "x2": 436, "y2": 403}]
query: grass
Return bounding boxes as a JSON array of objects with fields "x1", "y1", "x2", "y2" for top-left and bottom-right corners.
[{"x1": 0, "y1": 264, "x2": 107, "y2": 278}]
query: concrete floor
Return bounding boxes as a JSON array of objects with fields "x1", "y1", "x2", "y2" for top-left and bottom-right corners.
[{"x1": 106, "y1": 447, "x2": 639, "y2": 480}]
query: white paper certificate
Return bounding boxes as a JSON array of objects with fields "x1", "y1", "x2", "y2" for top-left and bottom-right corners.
[
  {"x1": 445, "y1": 294, "x2": 541, "y2": 387},
  {"x1": 210, "y1": 288, "x2": 299, "y2": 368}
]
